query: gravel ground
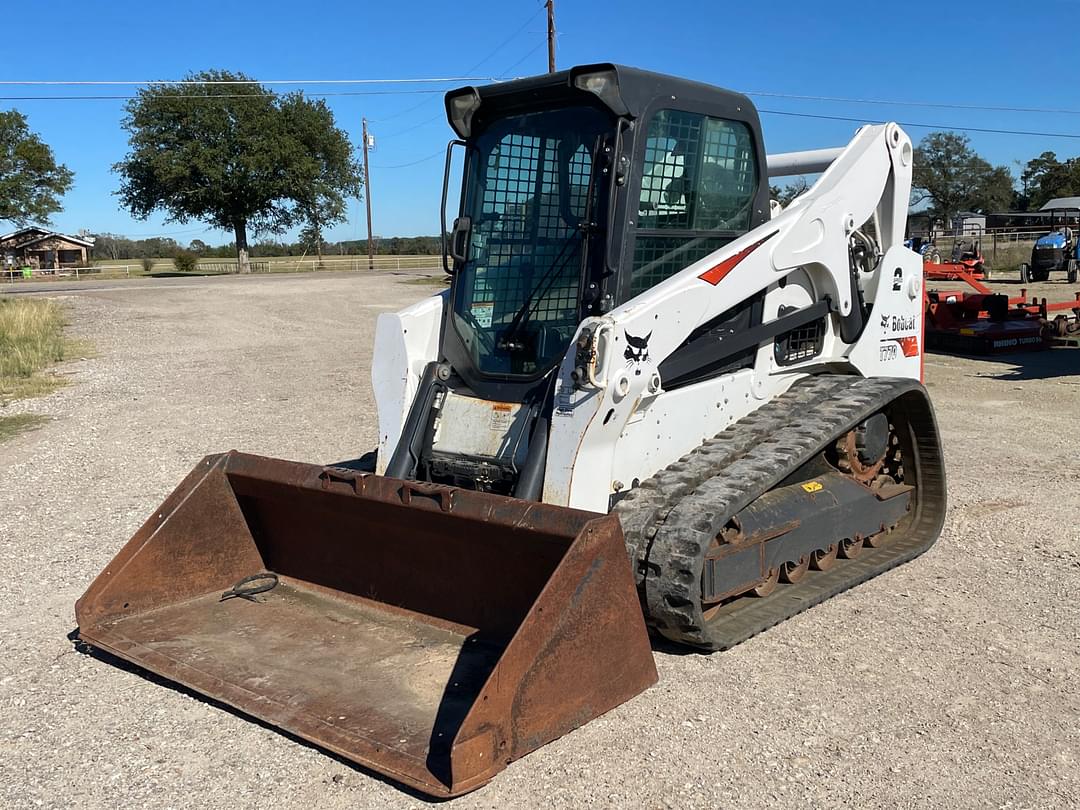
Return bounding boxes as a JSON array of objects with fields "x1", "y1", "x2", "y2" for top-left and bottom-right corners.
[{"x1": 1, "y1": 271, "x2": 1078, "y2": 810}]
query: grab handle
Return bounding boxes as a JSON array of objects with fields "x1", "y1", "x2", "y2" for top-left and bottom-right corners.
[{"x1": 399, "y1": 481, "x2": 456, "y2": 512}]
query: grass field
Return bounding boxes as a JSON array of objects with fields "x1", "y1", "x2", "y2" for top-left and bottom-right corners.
[{"x1": 0, "y1": 298, "x2": 88, "y2": 439}]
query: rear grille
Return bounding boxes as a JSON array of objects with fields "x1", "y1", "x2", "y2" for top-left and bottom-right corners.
[{"x1": 774, "y1": 308, "x2": 826, "y2": 366}]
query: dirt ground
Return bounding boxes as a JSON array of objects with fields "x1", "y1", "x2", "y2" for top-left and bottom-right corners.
[{"x1": 2, "y1": 271, "x2": 1078, "y2": 810}]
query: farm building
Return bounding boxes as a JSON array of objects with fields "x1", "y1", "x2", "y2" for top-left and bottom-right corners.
[
  {"x1": 951, "y1": 212, "x2": 986, "y2": 234},
  {"x1": 0, "y1": 227, "x2": 94, "y2": 270},
  {"x1": 906, "y1": 212, "x2": 986, "y2": 238}
]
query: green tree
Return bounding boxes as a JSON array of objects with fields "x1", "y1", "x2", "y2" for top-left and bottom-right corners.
[
  {"x1": 0, "y1": 110, "x2": 74, "y2": 226},
  {"x1": 114, "y1": 70, "x2": 361, "y2": 273},
  {"x1": 912, "y1": 132, "x2": 1014, "y2": 226},
  {"x1": 1020, "y1": 151, "x2": 1080, "y2": 210},
  {"x1": 91, "y1": 232, "x2": 133, "y2": 261},
  {"x1": 769, "y1": 176, "x2": 810, "y2": 208},
  {"x1": 281, "y1": 93, "x2": 360, "y2": 265}
]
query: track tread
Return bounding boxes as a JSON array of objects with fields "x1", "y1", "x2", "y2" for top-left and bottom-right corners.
[
  {"x1": 615, "y1": 375, "x2": 851, "y2": 573},
  {"x1": 616, "y1": 374, "x2": 946, "y2": 650}
]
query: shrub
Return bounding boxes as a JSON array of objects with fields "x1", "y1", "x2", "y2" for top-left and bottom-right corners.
[
  {"x1": 173, "y1": 250, "x2": 198, "y2": 273},
  {"x1": 141, "y1": 256, "x2": 154, "y2": 273}
]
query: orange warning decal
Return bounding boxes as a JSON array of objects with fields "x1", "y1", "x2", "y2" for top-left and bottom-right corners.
[
  {"x1": 698, "y1": 230, "x2": 779, "y2": 286},
  {"x1": 896, "y1": 336, "x2": 919, "y2": 357}
]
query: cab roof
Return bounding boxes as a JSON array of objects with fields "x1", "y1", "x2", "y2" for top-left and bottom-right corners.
[{"x1": 445, "y1": 63, "x2": 758, "y2": 138}]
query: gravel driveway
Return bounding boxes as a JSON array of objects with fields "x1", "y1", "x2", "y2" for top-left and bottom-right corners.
[{"x1": 2, "y1": 271, "x2": 1078, "y2": 809}]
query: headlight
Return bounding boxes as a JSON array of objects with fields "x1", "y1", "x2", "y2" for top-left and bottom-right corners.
[
  {"x1": 571, "y1": 67, "x2": 628, "y2": 115},
  {"x1": 445, "y1": 88, "x2": 481, "y2": 138}
]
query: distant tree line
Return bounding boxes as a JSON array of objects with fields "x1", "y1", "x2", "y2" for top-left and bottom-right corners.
[{"x1": 91, "y1": 233, "x2": 444, "y2": 261}]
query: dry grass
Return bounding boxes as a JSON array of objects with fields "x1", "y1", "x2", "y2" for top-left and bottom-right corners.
[
  {"x1": 0, "y1": 413, "x2": 47, "y2": 441},
  {"x1": 0, "y1": 297, "x2": 86, "y2": 403}
]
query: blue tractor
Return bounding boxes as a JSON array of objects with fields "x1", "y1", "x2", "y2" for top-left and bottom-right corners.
[{"x1": 1020, "y1": 208, "x2": 1079, "y2": 283}]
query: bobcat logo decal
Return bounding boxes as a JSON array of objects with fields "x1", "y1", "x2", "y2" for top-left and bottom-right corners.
[{"x1": 624, "y1": 331, "x2": 652, "y2": 363}]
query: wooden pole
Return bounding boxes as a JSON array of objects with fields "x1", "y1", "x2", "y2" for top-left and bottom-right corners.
[
  {"x1": 362, "y1": 117, "x2": 375, "y2": 270},
  {"x1": 546, "y1": 0, "x2": 556, "y2": 73}
]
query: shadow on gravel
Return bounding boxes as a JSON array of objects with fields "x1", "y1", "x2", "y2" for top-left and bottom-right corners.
[
  {"x1": 968, "y1": 348, "x2": 1080, "y2": 381},
  {"x1": 65, "y1": 628, "x2": 446, "y2": 803}
]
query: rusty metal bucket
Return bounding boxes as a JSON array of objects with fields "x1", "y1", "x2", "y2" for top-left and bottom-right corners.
[{"x1": 75, "y1": 451, "x2": 657, "y2": 797}]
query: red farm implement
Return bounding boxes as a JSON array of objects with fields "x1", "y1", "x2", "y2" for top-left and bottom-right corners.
[{"x1": 924, "y1": 269, "x2": 1080, "y2": 355}]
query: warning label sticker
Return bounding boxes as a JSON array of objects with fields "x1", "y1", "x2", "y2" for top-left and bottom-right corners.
[
  {"x1": 489, "y1": 402, "x2": 513, "y2": 431},
  {"x1": 471, "y1": 302, "x2": 494, "y2": 328}
]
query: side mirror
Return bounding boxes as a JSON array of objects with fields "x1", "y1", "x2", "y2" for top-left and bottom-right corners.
[
  {"x1": 449, "y1": 216, "x2": 472, "y2": 264},
  {"x1": 441, "y1": 139, "x2": 468, "y2": 275}
]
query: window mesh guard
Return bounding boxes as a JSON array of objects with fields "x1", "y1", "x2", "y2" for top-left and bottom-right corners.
[{"x1": 469, "y1": 135, "x2": 591, "y2": 336}]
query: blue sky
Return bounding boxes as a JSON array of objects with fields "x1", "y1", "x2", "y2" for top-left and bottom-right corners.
[{"x1": 4, "y1": 0, "x2": 1079, "y2": 246}]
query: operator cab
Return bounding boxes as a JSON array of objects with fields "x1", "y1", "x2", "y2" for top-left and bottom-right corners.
[
  {"x1": 439, "y1": 64, "x2": 770, "y2": 398},
  {"x1": 388, "y1": 65, "x2": 772, "y2": 495}
]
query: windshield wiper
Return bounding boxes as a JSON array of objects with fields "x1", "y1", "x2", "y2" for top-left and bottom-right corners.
[
  {"x1": 497, "y1": 225, "x2": 590, "y2": 352},
  {"x1": 497, "y1": 137, "x2": 603, "y2": 353}
]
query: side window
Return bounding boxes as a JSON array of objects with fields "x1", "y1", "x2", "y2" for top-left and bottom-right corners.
[{"x1": 630, "y1": 110, "x2": 757, "y2": 296}]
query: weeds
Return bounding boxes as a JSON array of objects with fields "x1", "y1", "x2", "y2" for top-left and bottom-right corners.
[{"x1": 0, "y1": 298, "x2": 85, "y2": 402}]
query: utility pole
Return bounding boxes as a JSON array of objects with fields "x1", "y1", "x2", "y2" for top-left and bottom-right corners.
[
  {"x1": 361, "y1": 117, "x2": 375, "y2": 271},
  {"x1": 545, "y1": 0, "x2": 556, "y2": 73}
]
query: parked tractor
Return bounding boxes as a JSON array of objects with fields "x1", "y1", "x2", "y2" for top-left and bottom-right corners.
[{"x1": 1020, "y1": 208, "x2": 1079, "y2": 283}]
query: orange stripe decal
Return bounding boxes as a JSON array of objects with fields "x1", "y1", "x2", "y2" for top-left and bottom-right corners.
[
  {"x1": 698, "y1": 230, "x2": 779, "y2": 286},
  {"x1": 896, "y1": 335, "x2": 919, "y2": 357}
]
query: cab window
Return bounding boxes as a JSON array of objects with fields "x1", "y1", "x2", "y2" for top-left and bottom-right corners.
[{"x1": 631, "y1": 110, "x2": 757, "y2": 296}]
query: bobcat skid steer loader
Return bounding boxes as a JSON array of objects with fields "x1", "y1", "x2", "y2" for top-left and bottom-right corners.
[{"x1": 76, "y1": 64, "x2": 946, "y2": 797}]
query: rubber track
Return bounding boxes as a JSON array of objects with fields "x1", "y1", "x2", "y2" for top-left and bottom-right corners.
[
  {"x1": 617, "y1": 375, "x2": 947, "y2": 651},
  {"x1": 614, "y1": 375, "x2": 854, "y2": 577}
]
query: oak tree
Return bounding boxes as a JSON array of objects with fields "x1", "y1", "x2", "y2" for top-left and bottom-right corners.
[
  {"x1": 115, "y1": 71, "x2": 361, "y2": 272},
  {"x1": 0, "y1": 110, "x2": 74, "y2": 226},
  {"x1": 912, "y1": 132, "x2": 1014, "y2": 226}
]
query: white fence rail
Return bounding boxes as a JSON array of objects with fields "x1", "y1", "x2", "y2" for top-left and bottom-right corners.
[{"x1": 3, "y1": 254, "x2": 447, "y2": 283}]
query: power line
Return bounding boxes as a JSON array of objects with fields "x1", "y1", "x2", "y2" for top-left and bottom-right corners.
[
  {"x1": 743, "y1": 90, "x2": 1080, "y2": 117},
  {"x1": 7, "y1": 75, "x2": 1080, "y2": 118},
  {"x1": 0, "y1": 77, "x2": 502, "y2": 86},
  {"x1": 498, "y1": 41, "x2": 547, "y2": 79},
  {"x1": 0, "y1": 89, "x2": 447, "y2": 101},
  {"x1": 469, "y1": 5, "x2": 546, "y2": 74},
  {"x1": 757, "y1": 108, "x2": 1080, "y2": 140},
  {"x1": 101, "y1": 226, "x2": 222, "y2": 238},
  {"x1": 371, "y1": 6, "x2": 544, "y2": 127},
  {"x1": 371, "y1": 149, "x2": 444, "y2": 169},
  {"x1": 380, "y1": 112, "x2": 446, "y2": 139}
]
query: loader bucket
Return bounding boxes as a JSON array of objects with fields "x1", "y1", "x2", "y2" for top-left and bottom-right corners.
[{"x1": 75, "y1": 451, "x2": 657, "y2": 797}]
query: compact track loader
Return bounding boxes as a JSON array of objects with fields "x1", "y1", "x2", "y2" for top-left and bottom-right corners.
[{"x1": 76, "y1": 64, "x2": 947, "y2": 797}]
